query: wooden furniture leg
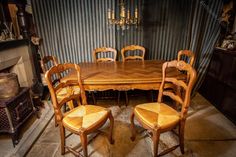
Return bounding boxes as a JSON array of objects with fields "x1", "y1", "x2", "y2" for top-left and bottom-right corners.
[
  {"x1": 80, "y1": 133, "x2": 88, "y2": 157},
  {"x1": 125, "y1": 91, "x2": 128, "y2": 106},
  {"x1": 130, "y1": 112, "x2": 136, "y2": 141},
  {"x1": 117, "y1": 91, "x2": 121, "y2": 107},
  {"x1": 60, "y1": 124, "x2": 65, "y2": 155},
  {"x1": 152, "y1": 129, "x2": 160, "y2": 157},
  {"x1": 108, "y1": 111, "x2": 114, "y2": 144},
  {"x1": 91, "y1": 92, "x2": 96, "y2": 105},
  {"x1": 179, "y1": 120, "x2": 185, "y2": 154}
]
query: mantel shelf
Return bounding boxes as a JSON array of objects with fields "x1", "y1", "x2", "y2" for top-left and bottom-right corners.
[{"x1": 0, "y1": 39, "x2": 30, "y2": 51}]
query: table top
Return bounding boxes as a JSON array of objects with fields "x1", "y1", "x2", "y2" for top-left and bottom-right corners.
[{"x1": 78, "y1": 60, "x2": 185, "y2": 85}]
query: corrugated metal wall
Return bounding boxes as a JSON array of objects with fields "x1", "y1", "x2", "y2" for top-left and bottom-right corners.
[
  {"x1": 31, "y1": 0, "x2": 223, "y2": 91},
  {"x1": 32, "y1": 0, "x2": 116, "y2": 63},
  {"x1": 189, "y1": 0, "x2": 222, "y2": 92},
  {"x1": 32, "y1": 0, "x2": 194, "y2": 62}
]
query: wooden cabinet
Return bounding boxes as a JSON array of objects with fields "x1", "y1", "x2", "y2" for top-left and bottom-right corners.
[{"x1": 199, "y1": 48, "x2": 236, "y2": 124}]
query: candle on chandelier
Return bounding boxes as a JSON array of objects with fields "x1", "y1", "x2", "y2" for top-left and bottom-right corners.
[
  {"x1": 108, "y1": 9, "x2": 111, "y2": 19},
  {"x1": 127, "y1": 10, "x2": 130, "y2": 19},
  {"x1": 121, "y1": 6, "x2": 125, "y2": 17},
  {"x1": 112, "y1": 10, "x2": 115, "y2": 20},
  {"x1": 135, "y1": 7, "x2": 138, "y2": 18}
]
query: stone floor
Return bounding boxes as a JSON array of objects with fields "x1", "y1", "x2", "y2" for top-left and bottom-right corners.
[{"x1": 25, "y1": 93, "x2": 236, "y2": 157}]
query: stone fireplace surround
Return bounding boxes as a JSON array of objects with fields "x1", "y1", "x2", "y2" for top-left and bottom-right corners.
[{"x1": 0, "y1": 39, "x2": 35, "y2": 87}]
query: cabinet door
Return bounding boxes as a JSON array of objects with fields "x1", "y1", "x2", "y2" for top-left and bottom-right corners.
[
  {"x1": 200, "y1": 75, "x2": 225, "y2": 109},
  {"x1": 200, "y1": 48, "x2": 236, "y2": 124},
  {"x1": 221, "y1": 88, "x2": 236, "y2": 123}
]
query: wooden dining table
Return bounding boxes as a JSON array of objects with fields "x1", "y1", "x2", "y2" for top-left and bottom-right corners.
[{"x1": 77, "y1": 60, "x2": 185, "y2": 91}]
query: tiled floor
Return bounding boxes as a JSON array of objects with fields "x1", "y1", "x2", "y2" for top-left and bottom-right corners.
[{"x1": 26, "y1": 93, "x2": 236, "y2": 157}]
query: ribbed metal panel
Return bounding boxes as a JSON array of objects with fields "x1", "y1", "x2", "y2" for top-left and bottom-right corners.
[
  {"x1": 190, "y1": 0, "x2": 223, "y2": 92},
  {"x1": 31, "y1": 0, "x2": 222, "y2": 92},
  {"x1": 32, "y1": 0, "x2": 116, "y2": 64},
  {"x1": 138, "y1": 0, "x2": 193, "y2": 61}
]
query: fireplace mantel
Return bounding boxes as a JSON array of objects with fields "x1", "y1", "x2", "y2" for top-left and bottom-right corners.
[{"x1": 0, "y1": 39, "x2": 29, "y2": 51}]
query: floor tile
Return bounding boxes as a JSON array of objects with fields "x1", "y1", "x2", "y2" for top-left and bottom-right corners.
[
  {"x1": 186, "y1": 141, "x2": 236, "y2": 157},
  {"x1": 26, "y1": 143, "x2": 58, "y2": 157},
  {"x1": 25, "y1": 94, "x2": 236, "y2": 157}
]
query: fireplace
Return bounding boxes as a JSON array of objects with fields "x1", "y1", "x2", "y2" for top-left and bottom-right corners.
[{"x1": 0, "y1": 39, "x2": 39, "y2": 146}]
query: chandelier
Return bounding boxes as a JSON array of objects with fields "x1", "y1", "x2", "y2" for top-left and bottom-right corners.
[{"x1": 107, "y1": 0, "x2": 140, "y2": 31}]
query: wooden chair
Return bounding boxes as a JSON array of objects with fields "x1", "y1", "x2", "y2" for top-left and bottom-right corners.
[
  {"x1": 120, "y1": 45, "x2": 146, "y2": 105},
  {"x1": 45, "y1": 63, "x2": 114, "y2": 157},
  {"x1": 92, "y1": 47, "x2": 118, "y2": 104},
  {"x1": 93, "y1": 47, "x2": 117, "y2": 62},
  {"x1": 121, "y1": 45, "x2": 145, "y2": 62},
  {"x1": 177, "y1": 50, "x2": 195, "y2": 82},
  {"x1": 40, "y1": 56, "x2": 59, "y2": 74},
  {"x1": 40, "y1": 55, "x2": 60, "y2": 86},
  {"x1": 41, "y1": 55, "x2": 77, "y2": 125},
  {"x1": 130, "y1": 60, "x2": 197, "y2": 157},
  {"x1": 177, "y1": 50, "x2": 195, "y2": 66}
]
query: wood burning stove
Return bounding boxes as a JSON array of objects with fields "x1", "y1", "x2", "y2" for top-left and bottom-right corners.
[{"x1": 0, "y1": 87, "x2": 35, "y2": 146}]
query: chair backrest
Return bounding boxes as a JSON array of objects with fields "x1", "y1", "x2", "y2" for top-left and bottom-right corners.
[
  {"x1": 158, "y1": 60, "x2": 197, "y2": 118},
  {"x1": 40, "y1": 55, "x2": 59, "y2": 73},
  {"x1": 41, "y1": 55, "x2": 61, "y2": 85},
  {"x1": 121, "y1": 45, "x2": 145, "y2": 62},
  {"x1": 177, "y1": 50, "x2": 195, "y2": 66},
  {"x1": 45, "y1": 63, "x2": 87, "y2": 121},
  {"x1": 177, "y1": 50, "x2": 195, "y2": 82},
  {"x1": 93, "y1": 47, "x2": 117, "y2": 62}
]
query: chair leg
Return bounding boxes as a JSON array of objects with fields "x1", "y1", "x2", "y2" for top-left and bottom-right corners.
[
  {"x1": 117, "y1": 91, "x2": 121, "y2": 107},
  {"x1": 179, "y1": 120, "x2": 185, "y2": 154},
  {"x1": 80, "y1": 133, "x2": 88, "y2": 157},
  {"x1": 54, "y1": 114, "x2": 58, "y2": 127},
  {"x1": 125, "y1": 91, "x2": 128, "y2": 106},
  {"x1": 60, "y1": 124, "x2": 65, "y2": 155},
  {"x1": 130, "y1": 112, "x2": 136, "y2": 141},
  {"x1": 152, "y1": 130, "x2": 160, "y2": 157},
  {"x1": 150, "y1": 90, "x2": 154, "y2": 102},
  {"x1": 91, "y1": 92, "x2": 96, "y2": 105},
  {"x1": 108, "y1": 112, "x2": 114, "y2": 144}
]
